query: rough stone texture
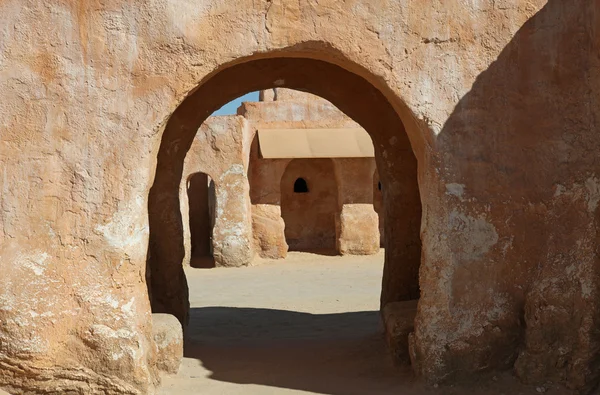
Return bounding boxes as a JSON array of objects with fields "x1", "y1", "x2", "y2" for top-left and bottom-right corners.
[
  {"x1": 247, "y1": 135, "x2": 291, "y2": 259},
  {"x1": 251, "y1": 204, "x2": 289, "y2": 259},
  {"x1": 152, "y1": 314, "x2": 183, "y2": 376},
  {"x1": 179, "y1": 116, "x2": 255, "y2": 268},
  {"x1": 334, "y1": 158, "x2": 380, "y2": 255},
  {"x1": 383, "y1": 300, "x2": 418, "y2": 365},
  {"x1": 336, "y1": 204, "x2": 380, "y2": 255},
  {"x1": 1, "y1": 1, "x2": 598, "y2": 394}
]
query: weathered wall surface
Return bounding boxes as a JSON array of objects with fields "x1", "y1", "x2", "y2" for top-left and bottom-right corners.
[
  {"x1": 180, "y1": 116, "x2": 254, "y2": 268},
  {"x1": 281, "y1": 159, "x2": 338, "y2": 252},
  {"x1": 333, "y1": 158, "x2": 380, "y2": 255},
  {"x1": 245, "y1": 89, "x2": 359, "y2": 129},
  {"x1": 409, "y1": 4, "x2": 600, "y2": 393},
  {"x1": 247, "y1": 135, "x2": 290, "y2": 259},
  {"x1": 0, "y1": 1, "x2": 598, "y2": 394}
]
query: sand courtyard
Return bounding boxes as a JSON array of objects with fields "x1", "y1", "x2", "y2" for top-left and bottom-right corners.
[{"x1": 158, "y1": 252, "x2": 566, "y2": 395}]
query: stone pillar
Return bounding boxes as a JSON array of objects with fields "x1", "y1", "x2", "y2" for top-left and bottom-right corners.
[
  {"x1": 252, "y1": 204, "x2": 288, "y2": 258},
  {"x1": 212, "y1": 164, "x2": 255, "y2": 267},
  {"x1": 333, "y1": 158, "x2": 380, "y2": 255},
  {"x1": 180, "y1": 116, "x2": 255, "y2": 268},
  {"x1": 248, "y1": 134, "x2": 290, "y2": 259},
  {"x1": 152, "y1": 314, "x2": 183, "y2": 375}
]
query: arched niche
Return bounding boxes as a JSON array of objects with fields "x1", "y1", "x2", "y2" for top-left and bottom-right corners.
[{"x1": 281, "y1": 159, "x2": 338, "y2": 253}]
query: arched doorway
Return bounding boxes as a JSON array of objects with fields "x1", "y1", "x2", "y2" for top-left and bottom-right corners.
[
  {"x1": 281, "y1": 159, "x2": 338, "y2": 253},
  {"x1": 186, "y1": 172, "x2": 216, "y2": 268},
  {"x1": 147, "y1": 56, "x2": 422, "y2": 329}
]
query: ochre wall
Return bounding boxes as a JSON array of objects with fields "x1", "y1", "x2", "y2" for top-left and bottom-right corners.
[
  {"x1": 248, "y1": 135, "x2": 290, "y2": 259},
  {"x1": 333, "y1": 158, "x2": 381, "y2": 255},
  {"x1": 180, "y1": 116, "x2": 254, "y2": 268},
  {"x1": 1, "y1": 1, "x2": 598, "y2": 394},
  {"x1": 281, "y1": 159, "x2": 338, "y2": 252}
]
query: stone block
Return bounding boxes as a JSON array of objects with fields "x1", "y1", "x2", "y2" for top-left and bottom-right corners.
[
  {"x1": 153, "y1": 314, "x2": 183, "y2": 375},
  {"x1": 337, "y1": 204, "x2": 380, "y2": 255},
  {"x1": 382, "y1": 300, "x2": 418, "y2": 365},
  {"x1": 252, "y1": 205, "x2": 288, "y2": 259}
]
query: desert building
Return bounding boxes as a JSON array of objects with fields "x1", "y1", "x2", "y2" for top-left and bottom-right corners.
[{"x1": 180, "y1": 89, "x2": 383, "y2": 267}]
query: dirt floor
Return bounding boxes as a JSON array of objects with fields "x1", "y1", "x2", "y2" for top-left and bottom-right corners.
[{"x1": 159, "y1": 251, "x2": 568, "y2": 395}]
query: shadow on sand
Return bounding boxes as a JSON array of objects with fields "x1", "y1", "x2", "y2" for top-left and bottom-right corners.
[
  {"x1": 183, "y1": 307, "x2": 416, "y2": 395},
  {"x1": 180, "y1": 307, "x2": 561, "y2": 395}
]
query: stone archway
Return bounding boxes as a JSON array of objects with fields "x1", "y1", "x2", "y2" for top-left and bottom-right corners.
[{"x1": 147, "y1": 56, "x2": 422, "y2": 330}]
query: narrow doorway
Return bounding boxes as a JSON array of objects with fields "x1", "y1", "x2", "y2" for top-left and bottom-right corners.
[{"x1": 187, "y1": 172, "x2": 216, "y2": 268}]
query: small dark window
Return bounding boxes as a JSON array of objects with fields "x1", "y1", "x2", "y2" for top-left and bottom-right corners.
[
  {"x1": 378, "y1": 182, "x2": 382, "y2": 191},
  {"x1": 294, "y1": 178, "x2": 309, "y2": 193}
]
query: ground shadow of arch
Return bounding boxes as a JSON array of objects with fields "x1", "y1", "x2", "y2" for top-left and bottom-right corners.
[
  {"x1": 184, "y1": 307, "x2": 413, "y2": 395},
  {"x1": 147, "y1": 56, "x2": 422, "y2": 327},
  {"x1": 181, "y1": 307, "x2": 556, "y2": 395},
  {"x1": 417, "y1": 0, "x2": 600, "y2": 391}
]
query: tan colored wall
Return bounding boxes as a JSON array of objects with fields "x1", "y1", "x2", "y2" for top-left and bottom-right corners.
[
  {"x1": 240, "y1": 90, "x2": 360, "y2": 129},
  {"x1": 245, "y1": 90, "x2": 381, "y2": 257},
  {"x1": 333, "y1": 158, "x2": 380, "y2": 255},
  {"x1": 180, "y1": 116, "x2": 254, "y2": 268},
  {"x1": 248, "y1": 135, "x2": 290, "y2": 259},
  {"x1": 1, "y1": 1, "x2": 598, "y2": 394},
  {"x1": 185, "y1": 91, "x2": 380, "y2": 262},
  {"x1": 281, "y1": 158, "x2": 338, "y2": 252}
]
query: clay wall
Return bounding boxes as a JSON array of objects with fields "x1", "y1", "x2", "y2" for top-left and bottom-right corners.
[
  {"x1": 333, "y1": 158, "x2": 380, "y2": 255},
  {"x1": 247, "y1": 135, "x2": 290, "y2": 259},
  {"x1": 184, "y1": 90, "x2": 381, "y2": 261},
  {"x1": 180, "y1": 116, "x2": 254, "y2": 268},
  {"x1": 281, "y1": 158, "x2": 339, "y2": 252},
  {"x1": 0, "y1": 1, "x2": 598, "y2": 394}
]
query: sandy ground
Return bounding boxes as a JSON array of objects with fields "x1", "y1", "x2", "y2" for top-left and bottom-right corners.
[{"x1": 158, "y1": 251, "x2": 566, "y2": 395}]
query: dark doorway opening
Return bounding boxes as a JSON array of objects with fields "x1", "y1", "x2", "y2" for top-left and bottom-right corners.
[{"x1": 187, "y1": 172, "x2": 216, "y2": 269}]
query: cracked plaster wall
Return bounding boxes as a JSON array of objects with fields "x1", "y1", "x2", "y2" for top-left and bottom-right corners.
[{"x1": 0, "y1": 0, "x2": 598, "y2": 393}]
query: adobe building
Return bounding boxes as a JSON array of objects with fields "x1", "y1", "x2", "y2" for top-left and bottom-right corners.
[
  {"x1": 1, "y1": 1, "x2": 599, "y2": 394},
  {"x1": 180, "y1": 88, "x2": 383, "y2": 268}
]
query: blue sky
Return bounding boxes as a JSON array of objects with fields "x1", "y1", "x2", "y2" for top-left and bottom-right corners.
[{"x1": 212, "y1": 91, "x2": 259, "y2": 115}]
